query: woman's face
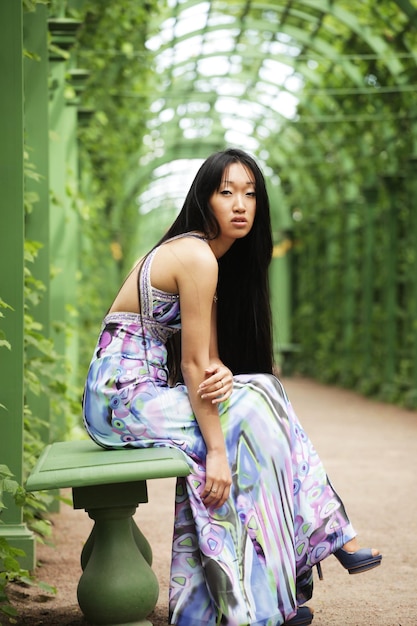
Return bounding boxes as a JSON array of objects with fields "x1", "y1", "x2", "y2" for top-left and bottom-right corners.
[{"x1": 209, "y1": 162, "x2": 257, "y2": 243}]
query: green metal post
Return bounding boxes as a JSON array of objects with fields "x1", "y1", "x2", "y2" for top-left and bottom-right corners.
[
  {"x1": 23, "y1": 5, "x2": 51, "y2": 442},
  {"x1": 0, "y1": 0, "x2": 35, "y2": 569},
  {"x1": 268, "y1": 181, "x2": 295, "y2": 372},
  {"x1": 61, "y1": 101, "x2": 80, "y2": 393},
  {"x1": 270, "y1": 243, "x2": 292, "y2": 371},
  {"x1": 48, "y1": 53, "x2": 68, "y2": 441},
  {"x1": 48, "y1": 19, "x2": 81, "y2": 440},
  {"x1": 383, "y1": 176, "x2": 399, "y2": 394},
  {"x1": 409, "y1": 126, "x2": 417, "y2": 407},
  {"x1": 341, "y1": 204, "x2": 357, "y2": 386},
  {"x1": 361, "y1": 188, "x2": 377, "y2": 385}
]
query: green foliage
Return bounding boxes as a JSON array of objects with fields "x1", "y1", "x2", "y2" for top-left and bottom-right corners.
[
  {"x1": 267, "y1": 4, "x2": 417, "y2": 407},
  {"x1": 0, "y1": 212, "x2": 65, "y2": 624},
  {"x1": 24, "y1": 239, "x2": 82, "y2": 461},
  {"x1": 0, "y1": 465, "x2": 56, "y2": 625},
  {"x1": 75, "y1": 0, "x2": 162, "y2": 260},
  {"x1": 0, "y1": 299, "x2": 12, "y2": 355},
  {"x1": 0, "y1": 2, "x2": 88, "y2": 616},
  {"x1": 1, "y1": 6, "x2": 165, "y2": 617},
  {"x1": 71, "y1": 0, "x2": 164, "y2": 378},
  {"x1": 23, "y1": 0, "x2": 48, "y2": 12},
  {"x1": 0, "y1": 238, "x2": 63, "y2": 623}
]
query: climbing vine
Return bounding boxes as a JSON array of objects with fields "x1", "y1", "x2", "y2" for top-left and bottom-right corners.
[
  {"x1": 269, "y1": 3, "x2": 417, "y2": 407},
  {"x1": 70, "y1": 0, "x2": 163, "y2": 377}
]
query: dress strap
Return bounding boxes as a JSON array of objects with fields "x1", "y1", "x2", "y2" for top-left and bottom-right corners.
[{"x1": 138, "y1": 247, "x2": 158, "y2": 318}]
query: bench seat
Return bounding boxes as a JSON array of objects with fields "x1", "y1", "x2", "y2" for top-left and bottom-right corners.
[{"x1": 26, "y1": 439, "x2": 190, "y2": 626}]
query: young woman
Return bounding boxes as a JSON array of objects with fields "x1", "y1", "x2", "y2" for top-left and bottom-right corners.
[{"x1": 83, "y1": 148, "x2": 381, "y2": 626}]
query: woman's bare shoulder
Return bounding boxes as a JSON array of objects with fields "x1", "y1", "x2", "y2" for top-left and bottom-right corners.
[
  {"x1": 149, "y1": 235, "x2": 216, "y2": 294},
  {"x1": 163, "y1": 235, "x2": 216, "y2": 267}
]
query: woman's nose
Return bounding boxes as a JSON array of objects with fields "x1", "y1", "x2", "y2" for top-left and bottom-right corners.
[{"x1": 233, "y1": 195, "x2": 245, "y2": 211}]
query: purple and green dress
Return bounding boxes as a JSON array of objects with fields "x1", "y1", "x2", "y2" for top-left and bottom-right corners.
[{"x1": 83, "y1": 235, "x2": 355, "y2": 626}]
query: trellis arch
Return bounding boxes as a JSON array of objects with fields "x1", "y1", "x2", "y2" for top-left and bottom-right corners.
[{"x1": 116, "y1": 0, "x2": 417, "y2": 249}]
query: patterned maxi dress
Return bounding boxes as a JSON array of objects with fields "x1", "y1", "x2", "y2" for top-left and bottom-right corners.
[{"x1": 82, "y1": 236, "x2": 356, "y2": 626}]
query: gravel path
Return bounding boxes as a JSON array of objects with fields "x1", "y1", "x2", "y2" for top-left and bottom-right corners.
[{"x1": 9, "y1": 377, "x2": 417, "y2": 625}]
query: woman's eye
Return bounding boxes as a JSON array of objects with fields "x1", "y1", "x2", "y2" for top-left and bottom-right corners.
[
  {"x1": 220, "y1": 189, "x2": 231, "y2": 195},
  {"x1": 246, "y1": 192, "x2": 256, "y2": 197}
]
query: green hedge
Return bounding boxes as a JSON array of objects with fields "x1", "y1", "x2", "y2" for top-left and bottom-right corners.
[{"x1": 269, "y1": 4, "x2": 417, "y2": 407}]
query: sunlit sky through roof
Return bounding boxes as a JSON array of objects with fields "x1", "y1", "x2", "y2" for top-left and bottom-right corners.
[{"x1": 138, "y1": 1, "x2": 301, "y2": 215}]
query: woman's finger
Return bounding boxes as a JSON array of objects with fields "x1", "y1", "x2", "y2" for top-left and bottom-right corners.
[
  {"x1": 199, "y1": 366, "x2": 232, "y2": 394},
  {"x1": 202, "y1": 375, "x2": 232, "y2": 395},
  {"x1": 202, "y1": 484, "x2": 230, "y2": 508},
  {"x1": 213, "y1": 376, "x2": 233, "y2": 403},
  {"x1": 199, "y1": 382, "x2": 226, "y2": 399},
  {"x1": 211, "y1": 390, "x2": 230, "y2": 404}
]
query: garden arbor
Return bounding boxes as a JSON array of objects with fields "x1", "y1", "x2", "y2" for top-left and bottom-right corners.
[
  {"x1": 1, "y1": 0, "x2": 417, "y2": 567},
  {"x1": 1, "y1": 1, "x2": 87, "y2": 567}
]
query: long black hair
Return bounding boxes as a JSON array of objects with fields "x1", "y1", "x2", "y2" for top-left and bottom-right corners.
[{"x1": 156, "y1": 148, "x2": 274, "y2": 379}]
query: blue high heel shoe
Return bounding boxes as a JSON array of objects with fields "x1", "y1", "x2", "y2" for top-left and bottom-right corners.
[
  {"x1": 284, "y1": 606, "x2": 314, "y2": 625},
  {"x1": 315, "y1": 547, "x2": 382, "y2": 580},
  {"x1": 334, "y1": 547, "x2": 382, "y2": 574}
]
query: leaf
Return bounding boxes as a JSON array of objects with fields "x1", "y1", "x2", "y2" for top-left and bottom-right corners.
[
  {"x1": 0, "y1": 467, "x2": 14, "y2": 479},
  {"x1": 2, "y1": 480, "x2": 20, "y2": 497},
  {"x1": 2, "y1": 556, "x2": 21, "y2": 572},
  {"x1": 0, "y1": 603, "x2": 18, "y2": 617},
  {"x1": 0, "y1": 299, "x2": 13, "y2": 311},
  {"x1": 37, "y1": 581, "x2": 57, "y2": 595},
  {"x1": 14, "y1": 575, "x2": 35, "y2": 587},
  {"x1": 48, "y1": 43, "x2": 70, "y2": 60},
  {"x1": 23, "y1": 49, "x2": 41, "y2": 61},
  {"x1": 13, "y1": 486, "x2": 27, "y2": 508},
  {"x1": 29, "y1": 519, "x2": 52, "y2": 539}
]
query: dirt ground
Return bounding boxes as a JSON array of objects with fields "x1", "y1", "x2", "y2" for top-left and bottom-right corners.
[{"x1": 8, "y1": 376, "x2": 417, "y2": 626}]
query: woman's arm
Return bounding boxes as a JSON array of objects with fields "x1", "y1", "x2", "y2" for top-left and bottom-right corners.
[
  {"x1": 197, "y1": 300, "x2": 234, "y2": 404},
  {"x1": 170, "y1": 238, "x2": 232, "y2": 508}
]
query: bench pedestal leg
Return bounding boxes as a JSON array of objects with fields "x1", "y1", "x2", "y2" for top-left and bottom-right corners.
[
  {"x1": 77, "y1": 505, "x2": 158, "y2": 626},
  {"x1": 81, "y1": 518, "x2": 153, "y2": 570}
]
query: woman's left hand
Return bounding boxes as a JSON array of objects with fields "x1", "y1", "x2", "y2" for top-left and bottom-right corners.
[{"x1": 197, "y1": 363, "x2": 233, "y2": 404}]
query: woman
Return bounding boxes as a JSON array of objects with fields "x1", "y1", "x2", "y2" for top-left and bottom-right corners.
[{"x1": 83, "y1": 148, "x2": 381, "y2": 626}]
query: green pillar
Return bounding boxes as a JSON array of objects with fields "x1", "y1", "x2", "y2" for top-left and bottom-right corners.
[
  {"x1": 0, "y1": 0, "x2": 35, "y2": 569},
  {"x1": 382, "y1": 176, "x2": 399, "y2": 392},
  {"x1": 268, "y1": 181, "x2": 295, "y2": 372},
  {"x1": 270, "y1": 242, "x2": 292, "y2": 365},
  {"x1": 361, "y1": 188, "x2": 377, "y2": 384},
  {"x1": 409, "y1": 126, "x2": 417, "y2": 406},
  {"x1": 48, "y1": 19, "x2": 81, "y2": 440},
  {"x1": 341, "y1": 203, "x2": 357, "y2": 385},
  {"x1": 23, "y1": 4, "x2": 51, "y2": 443}
]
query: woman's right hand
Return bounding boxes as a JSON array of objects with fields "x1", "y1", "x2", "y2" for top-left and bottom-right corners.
[{"x1": 202, "y1": 449, "x2": 232, "y2": 509}]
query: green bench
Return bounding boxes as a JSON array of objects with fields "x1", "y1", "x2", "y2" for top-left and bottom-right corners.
[{"x1": 26, "y1": 440, "x2": 190, "y2": 626}]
